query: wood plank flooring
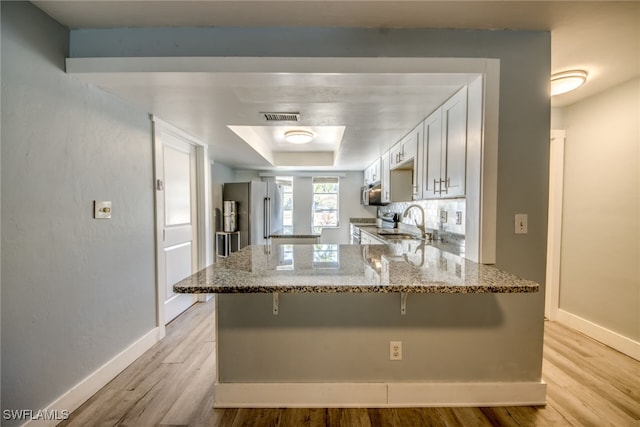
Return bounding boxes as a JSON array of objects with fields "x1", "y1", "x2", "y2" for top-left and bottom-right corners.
[{"x1": 59, "y1": 299, "x2": 640, "y2": 426}]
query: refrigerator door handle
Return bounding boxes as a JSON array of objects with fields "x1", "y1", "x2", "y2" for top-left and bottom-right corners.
[
  {"x1": 263, "y1": 197, "x2": 269, "y2": 239},
  {"x1": 267, "y1": 197, "x2": 271, "y2": 240}
]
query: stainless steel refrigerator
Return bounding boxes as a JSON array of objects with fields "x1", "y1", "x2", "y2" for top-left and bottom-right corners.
[{"x1": 222, "y1": 181, "x2": 283, "y2": 248}]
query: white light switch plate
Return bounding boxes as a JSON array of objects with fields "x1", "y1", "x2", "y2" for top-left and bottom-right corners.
[
  {"x1": 515, "y1": 213, "x2": 528, "y2": 234},
  {"x1": 94, "y1": 201, "x2": 112, "y2": 219}
]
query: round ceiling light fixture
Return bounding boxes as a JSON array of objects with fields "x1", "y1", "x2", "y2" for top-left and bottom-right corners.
[
  {"x1": 551, "y1": 70, "x2": 588, "y2": 96},
  {"x1": 284, "y1": 129, "x2": 314, "y2": 144}
]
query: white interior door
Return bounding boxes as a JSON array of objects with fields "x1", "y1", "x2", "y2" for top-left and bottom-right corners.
[{"x1": 157, "y1": 128, "x2": 198, "y2": 324}]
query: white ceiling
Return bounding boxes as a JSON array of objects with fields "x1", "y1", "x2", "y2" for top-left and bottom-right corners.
[{"x1": 33, "y1": 1, "x2": 640, "y2": 171}]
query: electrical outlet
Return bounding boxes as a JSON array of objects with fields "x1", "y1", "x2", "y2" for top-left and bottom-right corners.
[
  {"x1": 515, "y1": 213, "x2": 528, "y2": 234},
  {"x1": 390, "y1": 341, "x2": 402, "y2": 361},
  {"x1": 456, "y1": 211, "x2": 463, "y2": 225},
  {"x1": 440, "y1": 210, "x2": 448, "y2": 223}
]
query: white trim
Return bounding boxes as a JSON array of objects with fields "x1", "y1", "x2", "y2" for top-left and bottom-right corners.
[
  {"x1": 23, "y1": 328, "x2": 163, "y2": 427},
  {"x1": 259, "y1": 171, "x2": 346, "y2": 177},
  {"x1": 479, "y1": 59, "x2": 500, "y2": 264},
  {"x1": 67, "y1": 56, "x2": 501, "y2": 75},
  {"x1": 151, "y1": 115, "x2": 206, "y2": 148},
  {"x1": 153, "y1": 116, "x2": 210, "y2": 327},
  {"x1": 556, "y1": 310, "x2": 640, "y2": 361},
  {"x1": 545, "y1": 130, "x2": 565, "y2": 320},
  {"x1": 213, "y1": 381, "x2": 546, "y2": 408},
  {"x1": 196, "y1": 145, "x2": 211, "y2": 268}
]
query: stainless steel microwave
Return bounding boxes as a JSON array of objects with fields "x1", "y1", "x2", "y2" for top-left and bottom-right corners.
[{"x1": 361, "y1": 182, "x2": 388, "y2": 206}]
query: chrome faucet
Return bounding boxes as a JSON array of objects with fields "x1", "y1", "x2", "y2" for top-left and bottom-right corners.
[{"x1": 402, "y1": 204, "x2": 427, "y2": 239}]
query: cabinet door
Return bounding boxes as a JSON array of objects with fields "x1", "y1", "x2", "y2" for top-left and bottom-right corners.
[
  {"x1": 410, "y1": 123, "x2": 423, "y2": 200},
  {"x1": 381, "y1": 150, "x2": 391, "y2": 203},
  {"x1": 403, "y1": 126, "x2": 418, "y2": 165},
  {"x1": 424, "y1": 107, "x2": 443, "y2": 198},
  {"x1": 364, "y1": 159, "x2": 381, "y2": 185},
  {"x1": 373, "y1": 159, "x2": 380, "y2": 183},
  {"x1": 390, "y1": 142, "x2": 402, "y2": 169},
  {"x1": 442, "y1": 87, "x2": 467, "y2": 197}
]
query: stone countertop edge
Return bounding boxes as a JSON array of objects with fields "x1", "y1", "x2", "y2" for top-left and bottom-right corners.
[
  {"x1": 175, "y1": 283, "x2": 539, "y2": 294},
  {"x1": 173, "y1": 245, "x2": 540, "y2": 295}
]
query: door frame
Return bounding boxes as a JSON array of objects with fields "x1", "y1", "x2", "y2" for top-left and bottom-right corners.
[
  {"x1": 152, "y1": 115, "x2": 211, "y2": 334},
  {"x1": 544, "y1": 129, "x2": 566, "y2": 320}
]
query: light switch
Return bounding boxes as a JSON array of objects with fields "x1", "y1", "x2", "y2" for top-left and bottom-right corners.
[
  {"x1": 515, "y1": 213, "x2": 528, "y2": 234},
  {"x1": 94, "y1": 201, "x2": 112, "y2": 219}
]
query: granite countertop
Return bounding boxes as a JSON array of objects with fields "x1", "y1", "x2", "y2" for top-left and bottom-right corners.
[
  {"x1": 173, "y1": 244, "x2": 539, "y2": 294},
  {"x1": 270, "y1": 227, "x2": 321, "y2": 239},
  {"x1": 349, "y1": 217, "x2": 376, "y2": 225}
]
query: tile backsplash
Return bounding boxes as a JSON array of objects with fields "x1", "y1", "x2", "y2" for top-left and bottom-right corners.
[{"x1": 378, "y1": 198, "x2": 466, "y2": 236}]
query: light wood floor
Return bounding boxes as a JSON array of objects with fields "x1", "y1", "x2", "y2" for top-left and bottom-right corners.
[{"x1": 59, "y1": 299, "x2": 640, "y2": 426}]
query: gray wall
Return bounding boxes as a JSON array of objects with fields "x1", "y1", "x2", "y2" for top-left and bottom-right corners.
[
  {"x1": 218, "y1": 292, "x2": 543, "y2": 382},
  {"x1": 559, "y1": 77, "x2": 639, "y2": 341},
  {"x1": 1, "y1": 2, "x2": 156, "y2": 420}
]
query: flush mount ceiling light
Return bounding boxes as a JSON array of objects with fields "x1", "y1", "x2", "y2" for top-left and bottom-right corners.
[
  {"x1": 551, "y1": 70, "x2": 588, "y2": 96},
  {"x1": 284, "y1": 129, "x2": 314, "y2": 144}
]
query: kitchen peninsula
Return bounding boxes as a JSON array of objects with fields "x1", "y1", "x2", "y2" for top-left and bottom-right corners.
[{"x1": 174, "y1": 243, "x2": 545, "y2": 408}]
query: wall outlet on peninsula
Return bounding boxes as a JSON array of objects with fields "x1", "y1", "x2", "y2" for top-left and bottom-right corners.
[{"x1": 390, "y1": 341, "x2": 402, "y2": 360}]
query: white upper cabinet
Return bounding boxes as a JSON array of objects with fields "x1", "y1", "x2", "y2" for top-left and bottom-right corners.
[
  {"x1": 363, "y1": 85, "x2": 468, "y2": 201},
  {"x1": 380, "y1": 150, "x2": 391, "y2": 203},
  {"x1": 422, "y1": 86, "x2": 468, "y2": 199},
  {"x1": 390, "y1": 125, "x2": 419, "y2": 170},
  {"x1": 423, "y1": 107, "x2": 443, "y2": 198},
  {"x1": 442, "y1": 86, "x2": 467, "y2": 198},
  {"x1": 364, "y1": 158, "x2": 381, "y2": 186}
]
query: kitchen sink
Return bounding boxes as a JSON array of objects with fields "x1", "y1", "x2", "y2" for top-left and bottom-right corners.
[{"x1": 378, "y1": 233, "x2": 421, "y2": 241}]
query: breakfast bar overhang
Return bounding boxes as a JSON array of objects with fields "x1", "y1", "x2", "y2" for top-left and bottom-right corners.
[{"x1": 174, "y1": 244, "x2": 545, "y2": 408}]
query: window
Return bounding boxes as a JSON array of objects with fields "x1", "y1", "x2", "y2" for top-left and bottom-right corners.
[
  {"x1": 277, "y1": 177, "x2": 293, "y2": 233},
  {"x1": 312, "y1": 176, "x2": 339, "y2": 233}
]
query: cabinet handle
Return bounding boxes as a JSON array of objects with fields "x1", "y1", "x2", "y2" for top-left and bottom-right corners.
[
  {"x1": 433, "y1": 179, "x2": 438, "y2": 195},
  {"x1": 444, "y1": 177, "x2": 450, "y2": 194}
]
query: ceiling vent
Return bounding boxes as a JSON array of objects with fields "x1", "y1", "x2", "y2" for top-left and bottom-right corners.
[{"x1": 262, "y1": 112, "x2": 300, "y2": 122}]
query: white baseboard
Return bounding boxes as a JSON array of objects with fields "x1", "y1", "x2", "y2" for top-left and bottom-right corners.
[
  {"x1": 213, "y1": 381, "x2": 547, "y2": 408},
  {"x1": 387, "y1": 382, "x2": 547, "y2": 407},
  {"x1": 23, "y1": 327, "x2": 163, "y2": 427},
  {"x1": 556, "y1": 309, "x2": 640, "y2": 361},
  {"x1": 197, "y1": 294, "x2": 214, "y2": 303}
]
